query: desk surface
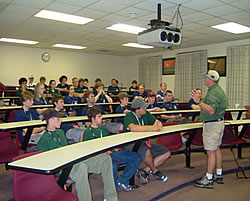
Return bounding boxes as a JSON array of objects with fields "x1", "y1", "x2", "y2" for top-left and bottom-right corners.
[
  {"x1": 8, "y1": 119, "x2": 250, "y2": 174},
  {"x1": 0, "y1": 109, "x2": 247, "y2": 131}
]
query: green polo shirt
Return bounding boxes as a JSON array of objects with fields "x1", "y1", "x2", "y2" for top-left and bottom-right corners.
[
  {"x1": 74, "y1": 87, "x2": 83, "y2": 93},
  {"x1": 83, "y1": 125, "x2": 110, "y2": 141},
  {"x1": 36, "y1": 129, "x2": 68, "y2": 151},
  {"x1": 47, "y1": 89, "x2": 60, "y2": 96},
  {"x1": 123, "y1": 111, "x2": 156, "y2": 132},
  {"x1": 200, "y1": 83, "x2": 227, "y2": 121}
]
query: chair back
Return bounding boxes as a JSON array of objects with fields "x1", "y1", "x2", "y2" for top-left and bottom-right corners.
[
  {"x1": 157, "y1": 122, "x2": 183, "y2": 151},
  {"x1": 191, "y1": 128, "x2": 204, "y2": 146},
  {"x1": 13, "y1": 151, "x2": 78, "y2": 201},
  {"x1": 0, "y1": 131, "x2": 19, "y2": 163}
]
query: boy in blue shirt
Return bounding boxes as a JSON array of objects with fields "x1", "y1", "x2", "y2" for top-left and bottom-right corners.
[
  {"x1": 14, "y1": 91, "x2": 45, "y2": 144},
  {"x1": 84, "y1": 107, "x2": 141, "y2": 192},
  {"x1": 115, "y1": 93, "x2": 131, "y2": 123}
]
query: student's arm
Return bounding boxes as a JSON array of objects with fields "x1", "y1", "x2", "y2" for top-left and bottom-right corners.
[
  {"x1": 128, "y1": 122, "x2": 162, "y2": 132},
  {"x1": 104, "y1": 93, "x2": 113, "y2": 103},
  {"x1": 22, "y1": 127, "x2": 45, "y2": 136}
]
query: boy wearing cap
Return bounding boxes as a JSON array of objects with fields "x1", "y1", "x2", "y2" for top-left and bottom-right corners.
[
  {"x1": 123, "y1": 98, "x2": 171, "y2": 185},
  {"x1": 83, "y1": 107, "x2": 141, "y2": 192},
  {"x1": 27, "y1": 75, "x2": 36, "y2": 90},
  {"x1": 37, "y1": 108, "x2": 118, "y2": 201},
  {"x1": 147, "y1": 92, "x2": 166, "y2": 112},
  {"x1": 191, "y1": 70, "x2": 227, "y2": 189}
]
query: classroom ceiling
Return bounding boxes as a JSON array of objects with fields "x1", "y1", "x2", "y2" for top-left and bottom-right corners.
[{"x1": 0, "y1": 0, "x2": 250, "y2": 56}]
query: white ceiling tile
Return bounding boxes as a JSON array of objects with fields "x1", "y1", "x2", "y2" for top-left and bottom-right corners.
[
  {"x1": 75, "y1": 8, "x2": 108, "y2": 19},
  {"x1": 221, "y1": 11, "x2": 250, "y2": 21},
  {"x1": 184, "y1": 12, "x2": 214, "y2": 22},
  {"x1": 217, "y1": 0, "x2": 240, "y2": 3},
  {"x1": 114, "y1": 6, "x2": 151, "y2": 18},
  {"x1": 124, "y1": 18, "x2": 148, "y2": 27},
  {"x1": 198, "y1": 18, "x2": 229, "y2": 26},
  {"x1": 44, "y1": 1, "x2": 81, "y2": 13},
  {"x1": 202, "y1": 4, "x2": 242, "y2": 16},
  {"x1": 230, "y1": 0, "x2": 250, "y2": 11},
  {"x1": 1, "y1": 4, "x2": 39, "y2": 18},
  {"x1": 12, "y1": 0, "x2": 52, "y2": 9},
  {"x1": 182, "y1": 0, "x2": 224, "y2": 11},
  {"x1": 134, "y1": 0, "x2": 176, "y2": 12},
  {"x1": 104, "y1": 0, "x2": 145, "y2": 6},
  {"x1": 100, "y1": 14, "x2": 131, "y2": 23},
  {"x1": 55, "y1": 0, "x2": 99, "y2": 7},
  {"x1": 88, "y1": 0, "x2": 127, "y2": 12}
]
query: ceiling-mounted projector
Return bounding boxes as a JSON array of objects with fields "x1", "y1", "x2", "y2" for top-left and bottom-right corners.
[
  {"x1": 138, "y1": 28, "x2": 181, "y2": 47},
  {"x1": 137, "y1": 4, "x2": 183, "y2": 48}
]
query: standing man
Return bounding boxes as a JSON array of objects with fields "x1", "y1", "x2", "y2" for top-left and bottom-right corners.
[{"x1": 191, "y1": 70, "x2": 227, "y2": 189}]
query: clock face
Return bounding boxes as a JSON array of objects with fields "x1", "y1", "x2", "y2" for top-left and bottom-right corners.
[{"x1": 41, "y1": 52, "x2": 50, "y2": 62}]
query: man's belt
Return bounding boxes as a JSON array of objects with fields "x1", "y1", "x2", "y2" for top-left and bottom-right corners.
[{"x1": 203, "y1": 118, "x2": 224, "y2": 123}]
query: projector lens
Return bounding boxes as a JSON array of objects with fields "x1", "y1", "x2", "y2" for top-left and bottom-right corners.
[
  {"x1": 167, "y1": 33, "x2": 173, "y2": 42},
  {"x1": 160, "y1": 31, "x2": 167, "y2": 41},
  {"x1": 174, "y1": 34, "x2": 180, "y2": 43}
]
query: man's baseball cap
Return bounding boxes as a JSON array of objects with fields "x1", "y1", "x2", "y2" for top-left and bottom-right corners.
[
  {"x1": 43, "y1": 108, "x2": 65, "y2": 121},
  {"x1": 203, "y1": 70, "x2": 220, "y2": 82},
  {"x1": 131, "y1": 98, "x2": 149, "y2": 109}
]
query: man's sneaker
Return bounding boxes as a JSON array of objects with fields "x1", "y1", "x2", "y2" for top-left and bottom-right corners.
[
  {"x1": 194, "y1": 176, "x2": 214, "y2": 189},
  {"x1": 136, "y1": 169, "x2": 149, "y2": 185},
  {"x1": 117, "y1": 182, "x2": 132, "y2": 192},
  {"x1": 213, "y1": 174, "x2": 224, "y2": 184},
  {"x1": 151, "y1": 170, "x2": 168, "y2": 182}
]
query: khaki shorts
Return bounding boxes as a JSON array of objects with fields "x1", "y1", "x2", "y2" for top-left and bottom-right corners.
[{"x1": 203, "y1": 121, "x2": 225, "y2": 150}]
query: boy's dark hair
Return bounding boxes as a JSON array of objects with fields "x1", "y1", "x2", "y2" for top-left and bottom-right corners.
[
  {"x1": 83, "y1": 90, "x2": 93, "y2": 99},
  {"x1": 196, "y1": 88, "x2": 202, "y2": 92},
  {"x1": 132, "y1": 80, "x2": 137, "y2": 84},
  {"x1": 19, "y1": 77, "x2": 27, "y2": 86},
  {"x1": 160, "y1": 82, "x2": 167, "y2": 87},
  {"x1": 95, "y1": 82, "x2": 104, "y2": 89},
  {"x1": 79, "y1": 78, "x2": 84, "y2": 83},
  {"x1": 83, "y1": 78, "x2": 89, "y2": 83},
  {"x1": 20, "y1": 90, "x2": 34, "y2": 102},
  {"x1": 119, "y1": 92, "x2": 129, "y2": 100},
  {"x1": 52, "y1": 94, "x2": 64, "y2": 106},
  {"x1": 49, "y1": 79, "x2": 56, "y2": 86},
  {"x1": 67, "y1": 84, "x2": 74, "y2": 90},
  {"x1": 95, "y1": 78, "x2": 101, "y2": 83},
  {"x1": 59, "y1": 75, "x2": 67, "y2": 83},
  {"x1": 112, "y1": 79, "x2": 119, "y2": 84},
  {"x1": 40, "y1": 76, "x2": 46, "y2": 82},
  {"x1": 87, "y1": 107, "x2": 101, "y2": 122}
]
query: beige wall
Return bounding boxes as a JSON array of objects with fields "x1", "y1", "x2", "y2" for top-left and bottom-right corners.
[
  {"x1": 0, "y1": 44, "x2": 138, "y2": 88},
  {"x1": 128, "y1": 38, "x2": 250, "y2": 95}
]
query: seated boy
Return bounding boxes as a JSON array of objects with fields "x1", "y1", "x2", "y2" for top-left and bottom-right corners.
[
  {"x1": 81, "y1": 91, "x2": 123, "y2": 134},
  {"x1": 37, "y1": 108, "x2": 118, "y2": 201},
  {"x1": 14, "y1": 91, "x2": 45, "y2": 145},
  {"x1": 115, "y1": 93, "x2": 131, "y2": 124},
  {"x1": 147, "y1": 92, "x2": 166, "y2": 112},
  {"x1": 94, "y1": 82, "x2": 113, "y2": 113},
  {"x1": 84, "y1": 108, "x2": 141, "y2": 191},
  {"x1": 53, "y1": 94, "x2": 86, "y2": 143}
]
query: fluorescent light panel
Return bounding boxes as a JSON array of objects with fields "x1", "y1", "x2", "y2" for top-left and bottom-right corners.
[
  {"x1": 0, "y1": 38, "x2": 38, "y2": 44},
  {"x1": 211, "y1": 22, "x2": 250, "y2": 34},
  {"x1": 34, "y1": 10, "x2": 94, "y2": 25},
  {"x1": 52, "y1": 44, "x2": 86, "y2": 49},
  {"x1": 123, "y1": 43, "x2": 153, "y2": 49},
  {"x1": 106, "y1": 23, "x2": 146, "y2": 34}
]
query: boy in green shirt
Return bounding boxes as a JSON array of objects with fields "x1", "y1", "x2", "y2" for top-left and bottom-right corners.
[
  {"x1": 37, "y1": 108, "x2": 118, "y2": 201},
  {"x1": 84, "y1": 107, "x2": 141, "y2": 192}
]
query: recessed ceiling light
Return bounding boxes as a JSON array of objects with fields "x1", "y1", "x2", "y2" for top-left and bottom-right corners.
[
  {"x1": 0, "y1": 38, "x2": 38, "y2": 45},
  {"x1": 34, "y1": 10, "x2": 94, "y2": 25},
  {"x1": 122, "y1": 43, "x2": 154, "y2": 49},
  {"x1": 52, "y1": 44, "x2": 86, "y2": 49},
  {"x1": 106, "y1": 23, "x2": 146, "y2": 34},
  {"x1": 211, "y1": 22, "x2": 250, "y2": 34}
]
